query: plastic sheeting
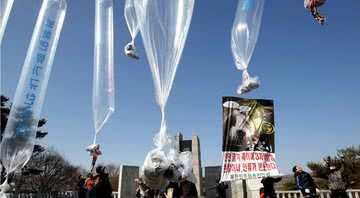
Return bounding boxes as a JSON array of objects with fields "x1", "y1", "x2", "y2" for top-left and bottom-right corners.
[
  {"x1": 124, "y1": 0, "x2": 140, "y2": 60},
  {"x1": 134, "y1": 0, "x2": 196, "y2": 189},
  {"x1": 0, "y1": 0, "x2": 14, "y2": 46},
  {"x1": 92, "y1": 0, "x2": 114, "y2": 143},
  {"x1": 0, "y1": 0, "x2": 66, "y2": 193},
  {"x1": 231, "y1": 0, "x2": 265, "y2": 94},
  {"x1": 142, "y1": 148, "x2": 195, "y2": 189}
]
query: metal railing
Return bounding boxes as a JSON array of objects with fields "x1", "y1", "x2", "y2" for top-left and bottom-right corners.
[
  {"x1": 4, "y1": 189, "x2": 360, "y2": 198},
  {"x1": 276, "y1": 190, "x2": 360, "y2": 198}
]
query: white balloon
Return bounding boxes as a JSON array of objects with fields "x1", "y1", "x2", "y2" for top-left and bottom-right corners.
[
  {"x1": 231, "y1": 0, "x2": 265, "y2": 94},
  {"x1": 134, "y1": 0, "x2": 196, "y2": 189},
  {"x1": 124, "y1": 0, "x2": 140, "y2": 60},
  {"x1": 0, "y1": 0, "x2": 14, "y2": 46},
  {"x1": 92, "y1": 0, "x2": 114, "y2": 142},
  {"x1": 0, "y1": 0, "x2": 66, "y2": 190}
]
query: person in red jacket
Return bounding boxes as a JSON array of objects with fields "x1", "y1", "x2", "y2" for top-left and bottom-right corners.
[{"x1": 84, "y1": 173, "x2": 94, "y2": 191}]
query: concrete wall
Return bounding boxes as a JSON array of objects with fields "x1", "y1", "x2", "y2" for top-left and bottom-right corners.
[
  {"x1": 175, "y1": 132, "x2": 204, "y2": 197},
  {"x1": 204, "y1": 166, "x2": 222, "y2": 198},
  {"x1": 230, "y1": 179, "x2": 262, "y2": 198},
  {"x1": 118, "y1": 165, "x2": 139, "y2": 198},
  {"x1": 192, "y1": 134, "x2": 203, "y2": 197}
]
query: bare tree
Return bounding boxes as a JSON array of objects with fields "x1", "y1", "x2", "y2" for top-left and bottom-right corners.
[{"x1": 13, "y1": 149, "x2": 80, "y2": 192}]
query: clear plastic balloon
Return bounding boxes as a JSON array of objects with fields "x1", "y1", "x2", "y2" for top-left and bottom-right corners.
[
  {"x1": 135, "y1": 0, "x2": 194, "y2": 147},
  {"x1": 124, "y1": 0, "x2": 140, "y2": 60},
  {"x1": 134, "y1": 0, "x2": 195, "y2": 189},
  {"x1": 92, "y1": 0, "x2": 114, "y2": 143},
  {"x1": 0, "y1": 0, "x2": 66, "y2": 192},
  {"x1": 0, "y1": 0, "x2": 14, "y2": 46},
  {"x1": 231, "y1": 0, "x2": 265, "y2": 94}
]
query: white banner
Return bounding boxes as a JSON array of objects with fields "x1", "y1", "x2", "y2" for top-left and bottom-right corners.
[{"x1": 221, "y1": 151, "x2": 279, "y2": 181}]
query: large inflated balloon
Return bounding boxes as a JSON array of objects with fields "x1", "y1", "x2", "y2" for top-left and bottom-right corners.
[
  {"x1": 0, "y1": 0, "x2": 66, "y2": 192},
  {"x1": 134, "y1": 0, "x2": 196, "y2": 189},
  {"x1": 92, "y1": 0, "x2": 114, "y2": 140},
  {"x1": 135, "y1": 0, "x2": 194, "y2": 147},
  {"x1": 0, "y1": 0, "x2": 14, "y2": 46},
  {"x1": 124, "y1": 0, "x2": 140, "y2": 60},
  {"x1": 231, "y1": 0, "x2": 265, "y2": 94}
]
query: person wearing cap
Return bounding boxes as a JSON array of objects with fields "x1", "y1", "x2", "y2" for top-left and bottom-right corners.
[
  {"x1": 328, "y1": 166, "x2": 348, "y2": 198},
  {"x1": 223, "y1": 104, "x2": 254, "y2": 152},
  {"x1": 292, "y1": 166, "x2": 318, "y2": 198}
]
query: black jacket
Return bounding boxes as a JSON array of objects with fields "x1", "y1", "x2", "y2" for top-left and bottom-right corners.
[
  {"x1": 261, "y1": 177, "x2": 282, "y2": 197},
  {"x1": 295, "y1": 172, "x2": 317, "y2": 196},
  {"x1": 216, "y1": 182, "x2": 228, "y2": 198},
  {"x1": 180, "y1": 180, "x2": 198, "y2": 198}
]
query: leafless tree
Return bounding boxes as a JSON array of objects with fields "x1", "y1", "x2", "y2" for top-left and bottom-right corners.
[{"x1": 13, "y1": 149, "x2": 81, "y2": 192}]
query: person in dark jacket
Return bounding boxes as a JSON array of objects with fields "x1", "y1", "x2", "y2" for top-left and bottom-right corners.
[
  {"x1": 215, "y1": 178, "x2": 228, "y2": 198},
  {"x1": 166, "y1": 182, "x2": 181, "y2": 198},
  {"x1": 293, "y1": 166, "x2": 318, "y2": 198},
  {"x1": 87, "y1": 174, "x2": 113, "y2": 198},
  {"x1": 261, "y1": 177, "x2": 282, "y2": 198},
  {"x1": 78, "y1": 175, "x2": 87, "y2": 198},
  {"x1": 180, "y1": 179, "x2": 198, "y2": 198}
]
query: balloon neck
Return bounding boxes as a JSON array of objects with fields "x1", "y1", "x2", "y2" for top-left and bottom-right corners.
[
  {"x1": 243, "y1": 70, "x2": 250, "y2": 81},
  {"x1": 93, "y1": 133, "x2": 97, "y2": 144},
  {"x1": 161, "y1": 110, "x2": 167, "y2": 134},
  {"x1": 156, "y1": 109, "x2": 168, "y2": 149}
]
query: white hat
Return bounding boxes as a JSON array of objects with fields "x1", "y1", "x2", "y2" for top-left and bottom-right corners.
[{"x1": 330, "y1": 166, "x2": 336, "y2": 170}]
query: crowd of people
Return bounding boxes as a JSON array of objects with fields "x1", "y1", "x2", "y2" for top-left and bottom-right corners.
[
  {"x1": 135, "y1": 177, "x2": 198, "y2": 198},
  {"x1": 215, "y1": 165, "x2": 349, "y2": 198},
  {"x1": 76, "y1": 165, "x2": 349, "y2": 198},
  {"x1": 77, "y1": 166, "x2": 113, "y2": 198}
]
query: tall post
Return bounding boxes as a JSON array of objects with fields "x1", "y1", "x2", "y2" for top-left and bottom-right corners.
[{"x1": 242, "y1": 180, "x2": 247, "y2": 198}]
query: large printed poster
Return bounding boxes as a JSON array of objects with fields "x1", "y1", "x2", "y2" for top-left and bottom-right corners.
[{"x1": 221, "y1": 97, "x2": 280, "y2": 181}]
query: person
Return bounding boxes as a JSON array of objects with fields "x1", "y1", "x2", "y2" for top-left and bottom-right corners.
[
  {"x1": 179, "y1": 179, "x2": 198, "y2": 198},
  {"x1": 135, "y1": 177, "x2": 155, "y2": 198},
  {"x1": 86, "y1": 174, "x2": 100, "y2": 198},
  {"x1": 261, "y1": 176, "x2": 282, "y2": 198},
  {"x1": 84, "y1": 173, "x2": 94, "y2": 191},
  {"x1": 259, "y1": 187, "x2": 265, "y2": 198},
  {"x1": 78, "y1": 175, "x2": 87, "y2": 198},
  {"x1": 223, "y1": 105, "x2": 253, "y2": 152},
  {"x1": 304, "y1": 0, "x2": 327, "y2": 25},
  {"x1": 166, "y1": 182, "x2": 181, "y2": 198},
  {"x1": 87, "y1": 174, "x2": 113, "y2": 198},
  {"x1": 328, "y1": 166, "x2": 348, "y2": 198},
  {"x1": 293, "y1": 166, "x2": 318, "y2": 198},
  {"x1": 95, "y1": 166, "x2": 113, "y2": 198},
  {"x1": 215, "y1": 178, "x2": 228, "y2": 198}
]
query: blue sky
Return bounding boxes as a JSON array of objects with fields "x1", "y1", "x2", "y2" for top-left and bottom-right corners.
[{"x1": 1, "y1": 0, "x2": 360, "y2": 174}]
